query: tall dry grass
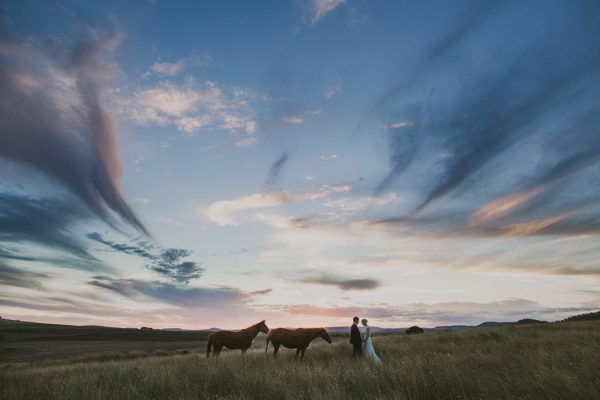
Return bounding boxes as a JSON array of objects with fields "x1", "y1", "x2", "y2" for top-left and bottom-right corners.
[{"x1": 1, "y1": 321, "x2": 599, "y2": 400}]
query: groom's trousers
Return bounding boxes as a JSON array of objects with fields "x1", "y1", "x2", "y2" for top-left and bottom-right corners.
[{"x1": 352, "y1": 343, "x2": 362, "y2": 358}]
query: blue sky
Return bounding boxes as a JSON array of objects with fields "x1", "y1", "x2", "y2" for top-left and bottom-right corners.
[{"x1": 1, "y1": 0, "x2": 600, "y2": 329}]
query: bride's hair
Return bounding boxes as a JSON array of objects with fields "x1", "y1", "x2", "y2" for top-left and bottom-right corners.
[{"x1": 361, "y1": 318, "x2": 368, "y2": 325}]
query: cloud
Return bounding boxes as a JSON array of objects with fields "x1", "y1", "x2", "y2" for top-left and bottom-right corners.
[
  {"x1": 0, "y1": 262, "x2": 49, "y2": 289},
  {"x1": 282, "y1": 116, "x2": 303, "y2": 124},
  {"x1": 134, "y1": 197, "x2": 151, "y2": 205},
  {"x1": 299, "y1": 274, "x2": 381, "y2": 291},
  {"x1": 386, "y1": 120, "x2": 415, "y2": 129},
  {"x1": 235, "y1": 137, "x2": 257, "y2": 147},
  {"x1": 319, "y1": 184, "x2": 351, "y2": 193},
  {"x1": 324, "y1": 84, "x2": 342, "y2": 98},
  {"x1": 320, "y1": 154, "x2": 338, "y2": 161},
  {"x1": 248, "y1": 288, "x2": 273, "y2": 298},
  {"x1": 88, "y1": 276, "x2": 266, "y2": 308},
  {"x1": 0, "y1": 193, "x2": 98, "y2": 261},
  {"x1": 87, "y1": 232, "x2": 204, "y2": 284},
  {"x1": 323, "y1": 192, "x2": 399, "y2": 215},
  {"x1": 310, "y1": 0, "x2": 346, "y2": 25},
  {"x1": 205, "y1": 184, "x2": 352, "y2": 226},
  {"x1": 148, "y1": 249, "x2": 204, "y2": 285},
  {"x1": 373, "y1": 2, "x2": 600, "y2": 213},
  {"x1": 86, "y1": 232, "x2": 155, "y2": 259},
  {"x1": 470, "y1": 188, "x2": 545, "y2": 225},
  {"x1": 261, "y1": 298, "x2": 598, "y2": 326},
  {"x1": 119, "y1": 80, "x2": 258, "y2": 135},
  {"x1": 150, "y1": 60, "x2": 185, "y2": 76},
  {"x1": 265, "y1": 152, "x2": 289, "y2": 185},
  {"x1": 0, "y1": 28, "x2": 147, "y2": 234}
]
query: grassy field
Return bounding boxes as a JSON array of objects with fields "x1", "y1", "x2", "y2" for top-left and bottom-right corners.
[
  {"x1": 0, "y1": 318, "x2": 211, "y2": 362},
  {"x1": 1, "y1": 320, "x2": 600, "y2": 400}
]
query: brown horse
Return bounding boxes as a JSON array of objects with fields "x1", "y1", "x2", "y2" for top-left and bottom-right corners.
[
  {"x1": 206, "y1": 320, "x2": 269, "y2": 358},
  {"x1": 265, "y1": 327, "x2": 332, "y2": 360}
]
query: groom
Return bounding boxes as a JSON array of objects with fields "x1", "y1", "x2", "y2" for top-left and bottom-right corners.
[{"x1": 350, "y1": 316, "x2": 362, "y2": 358}]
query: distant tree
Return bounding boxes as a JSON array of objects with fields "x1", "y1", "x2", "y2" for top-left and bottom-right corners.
[
  {"x1": 140, "y1": 326, "x2": 154, "y2": 330},
  {"x1": 406, "y1": 326, "x2": 424, "y2": 335},
  {"x1": 515, "y1": 319, "x2": 547, "y2": 325},
  {"x1": 561, "y1": 311, "x2": 600, "y2": 322}
]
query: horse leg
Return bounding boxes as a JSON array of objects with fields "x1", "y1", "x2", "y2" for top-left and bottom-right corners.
[
  {"x1": 241, "y1": 347, "x2": 248, "y2": 356},
  {"x1": 301, "y1": 348, "x2": 306, "y2": 360},
  {"x1": 273, "y1": 344, "x2": 280, "y2": 357},
  {"x1": 295, "y1": 348, "x2": 301, "y2": 360},
  {"x1": 214, "y1": 345, "x2": 223, "y2": 359}
]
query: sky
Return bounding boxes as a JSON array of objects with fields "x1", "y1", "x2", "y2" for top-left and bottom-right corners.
[{"x1": 1, "y1": 0, "x2": 600, "y2": 330}]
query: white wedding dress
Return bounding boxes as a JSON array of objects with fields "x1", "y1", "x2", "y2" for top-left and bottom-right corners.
[{"x1": 362, "y1": 325, "x2": 382, "y2": 364}]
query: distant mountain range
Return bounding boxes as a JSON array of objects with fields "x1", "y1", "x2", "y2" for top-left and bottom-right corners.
[{"x1": 157, "y1": 311, "x2": 599, "y2": 333}]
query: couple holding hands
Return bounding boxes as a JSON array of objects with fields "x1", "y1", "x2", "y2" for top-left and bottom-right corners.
[{"x1": 350, "y1": 316, "x2": 382, "y2": 364}]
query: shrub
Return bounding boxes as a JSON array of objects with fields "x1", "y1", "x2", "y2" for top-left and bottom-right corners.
[{"x1": 406, "y1": 326, "x2": 424, "y2": 334}]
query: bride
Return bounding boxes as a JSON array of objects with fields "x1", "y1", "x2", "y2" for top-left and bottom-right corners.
[{"x1": 361, "y1": 319, "x2": 382, "y2": 364}]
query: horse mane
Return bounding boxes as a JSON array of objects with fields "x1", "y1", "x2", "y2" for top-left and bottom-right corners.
[{"x1": 240, "y1": 320, "x2": 266, "y2": 336}]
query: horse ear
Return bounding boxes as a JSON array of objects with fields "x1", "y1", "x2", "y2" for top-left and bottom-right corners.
[{"x1": 261, "y1": 320, "x2": 266, "y2": 324}]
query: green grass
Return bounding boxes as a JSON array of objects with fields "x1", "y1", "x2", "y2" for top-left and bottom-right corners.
[{"x1": 1, "y1": 321, "x2": 600, "y2": 400}]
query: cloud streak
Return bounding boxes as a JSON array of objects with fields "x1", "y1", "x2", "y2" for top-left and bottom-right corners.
[
  {"x1": 0, "y1": 193, "x2": 98, "y2": 261},
  {"x1": 87, "y1": 233, "x2": 204, "y2": 284},
  {"x1": 265, "y1": 152, "x2": 289, "y2": 185},
  {"x1": 88, "y1": 276, "x2": 270, "y2": 308},
  {"x1": 205, "y1": 184, "x2": 352, "y2": 226},
  {"x1": 299, "y1": 274, "x2": 381, "y2": 291},
  {"x1": 373, "y1": 2, "x2": 600, "y2": 219},
  {"x1": 0, "y1": 262, "x2": 49, "y2": 289},
  {"x1": 0, "y1": 28, "x2": 147, "y2": 235},
  {"x1": 310, "y1": 0, "x2": 346, "y2": 25}
]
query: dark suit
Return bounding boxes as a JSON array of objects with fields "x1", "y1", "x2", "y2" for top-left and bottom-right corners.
[{"x1": 350, "y1": 323, "x2": 362, "y2": 357}]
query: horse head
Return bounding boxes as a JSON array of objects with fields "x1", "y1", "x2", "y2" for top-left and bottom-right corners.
[
  {"x1": 258, "y1": 320, "x2": 269, "y2": 334},
  {"x1": 320, "y1": 328, "x2": 332, "y2": 343}
]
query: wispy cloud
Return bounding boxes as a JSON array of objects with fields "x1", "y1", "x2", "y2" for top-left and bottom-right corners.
[
  {"x1": 310, "y1": 0, "x2": 346, "y2": 25},
  {"x1": 0, "y1": 262, "x2": 50, "y2": 289},
  {"x1": 87, "y1": 233, "x2": 204, "y2": 284},
  {"x1": 372, "y1": 2, "x2": 600, "y2": 215},
  {"x1": 299, "y1": 274, "x2": 381, "y2": 291},
  {"x1": 145, "y1": 54, "x2": 214, "y2": 77},
  {"x1": 265, "y1": 152, "x2": 289, "y2": 185},
  {"x1": 134, "y1": 197, "x2": 151, "y2": 205},
  {"x1": 88, "y1": 277, "x2": 243, "y2": 307},
  {"x1": 204, "y1": 184, "x2": 352, "y2": 226},
  {"x1": 386, "y1": 120, "x2": 415, "y2": 129},
  {"x1": 324, "y1": 83, "x2": 342, "y2": 98},
  {"x1": 0, "y1": 27, "x2": 147, "y2": 234},
  {"x1": 282, "y1": 116, "x2": 303, "y2": 124},
  {"x1": 119, "y1": 80, "x2": 258, "y2": 136},
  {"x1": 0, "y1": 193, "x2": 99, "y2": 262},
  {"x1": 88, "y1": 276, "x2": 271, "y2": 308},
  {"x1": 234, "y1": 137, "x2": 257, "y2": 147},
  {"x1": 320, "y1": 154, "x2": 338, "y2": 161},
  {"x1": 150, "y1": 60, "x2": 185, "y2": 76}
]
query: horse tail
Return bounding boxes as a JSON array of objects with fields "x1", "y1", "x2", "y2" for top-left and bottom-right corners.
[{"x1": 206, "y1": 335, "x2": 213, "y2": 358}]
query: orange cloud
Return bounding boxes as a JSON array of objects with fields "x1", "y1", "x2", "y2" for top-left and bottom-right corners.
[
  {"x1": 470, "y1": 187, "x2": 545, "y2": 225},
  {"x1": 505, "y1": 211, "x2": 573, "y2": 236}
]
